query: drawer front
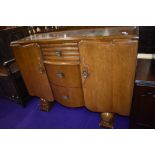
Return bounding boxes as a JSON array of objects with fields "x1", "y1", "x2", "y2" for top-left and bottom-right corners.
[
  {"x1": 45, "y1": 64, "x2": 82, "y2": 87},
  {"x1": 52, "y1": 84, "x2": 84, "y2": 107},
  {"x1": 40, "y1": 43, "x2": 80, "y2": 65}
]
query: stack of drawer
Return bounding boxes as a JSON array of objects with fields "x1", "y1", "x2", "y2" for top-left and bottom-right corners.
[{"x1": 40, "y1": 43, "x2": 84, "y2": 107}]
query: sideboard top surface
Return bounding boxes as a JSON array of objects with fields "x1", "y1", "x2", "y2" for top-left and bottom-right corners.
[{"x1": 11, "y1": 27, "x2": 138, "y2": 45}]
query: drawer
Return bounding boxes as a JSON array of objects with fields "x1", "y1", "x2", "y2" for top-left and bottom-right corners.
[
  {"x1": 40, "y1": 43, "x2": 80, "y2": 65},
  {"x1": 45, "y1": 64, "x2": 82, "y2": 87},
  {"x1": 52, "y1": 84, "x2": 84, "y2": 107}
]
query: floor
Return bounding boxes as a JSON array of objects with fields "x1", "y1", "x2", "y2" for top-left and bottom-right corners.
[{"x1": 0, "y1": 97, "x2": 130, "y2": 129}]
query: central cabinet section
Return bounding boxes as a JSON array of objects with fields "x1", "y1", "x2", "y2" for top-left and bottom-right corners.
[{"x1": 40, "y1": 42, "x2": 84, "y2": 107}]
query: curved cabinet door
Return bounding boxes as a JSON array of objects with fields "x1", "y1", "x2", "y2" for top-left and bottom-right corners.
[
  {"x1": 79, "y1": 40, "x2": 138, "y2": 115},
  {"x1": 12, "y1": 43, "x2": 54, "y2": 101}
]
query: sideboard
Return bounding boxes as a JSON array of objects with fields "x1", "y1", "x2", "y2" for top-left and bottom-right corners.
[{"x1": 11, "y1": 27, "x2": 139, "y2": 128}]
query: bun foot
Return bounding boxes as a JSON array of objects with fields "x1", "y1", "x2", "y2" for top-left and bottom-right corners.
[
  {"x1": 99, "y1": 112, "x2": 115, "y2": 129},
  {"x1": 40, "y1": 98, "x2": 54, "y2": 112}
]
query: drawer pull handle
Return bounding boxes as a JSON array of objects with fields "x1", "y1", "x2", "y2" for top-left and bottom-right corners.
[
  {"x1": 55, "y1": 51, "x2": 62, "y2": 57},
  {"x1": 62, "y1": 95, "x2": 69, "y2": 100},
  {"x1": 122, "y1": 31, "x2": 128, "y2": 35},
  {"x1": 82, "y1": 70, "x2": 89, "y2": 79},
  {"x1": 56, "y1": 72, "x2": 64, "y2": 78}
]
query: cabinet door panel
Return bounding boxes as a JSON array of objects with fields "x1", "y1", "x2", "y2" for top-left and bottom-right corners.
[
  {"x1": 12, "y1": 43, "x2": 54, "y2": 101},
  {"x1": 79, "y1": 40, "x2": 138, "y2": 115}
]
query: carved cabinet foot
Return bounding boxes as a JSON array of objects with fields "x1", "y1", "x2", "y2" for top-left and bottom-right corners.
[
  {"x1": 99, "y1": 112, "x2": 115, "y2": 129},
  {"x1": 40, "y1": 98, "x2": 54, "y2": 112}
]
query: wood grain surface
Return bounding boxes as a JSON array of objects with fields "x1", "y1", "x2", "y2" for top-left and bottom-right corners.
[
  {"x1": 79, "y1": 39, "x2": 138, "y2": 115},
  {"x1": 12, "y1": 43, "x2": 54, "y2": 101},
  {"x1": 51, "y1": 84, "x2": 84, "y2": 107},
  {"x1": 45, "y1": 64, "x2": 82, "y2": 87}
]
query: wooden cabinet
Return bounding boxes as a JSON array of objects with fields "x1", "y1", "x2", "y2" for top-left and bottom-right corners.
[
  {"x1": 11, "y1": 27, "x2": 138, "y2": 118},
  {"x1": 12, "y1": 43, "x2": 54, "y2": 101},
  {"x1": 130, "y1": 59, "x2": 155, "y2": 128},
  {"x1": 79, "y1": 40, "x2": 138, "y2": 115}
]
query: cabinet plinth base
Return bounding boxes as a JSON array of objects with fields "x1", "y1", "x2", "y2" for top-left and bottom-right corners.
[
  {"x1": 40, "y1": 98, "x2": 54, "y2": 112},
  {"x1": 99, "y1": 113, "x2": 115, "y2": 129}
]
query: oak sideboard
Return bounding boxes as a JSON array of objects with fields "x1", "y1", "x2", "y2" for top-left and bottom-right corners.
[{"x1": 11, "y1": 27, "x2": 138, "y2": 128}]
